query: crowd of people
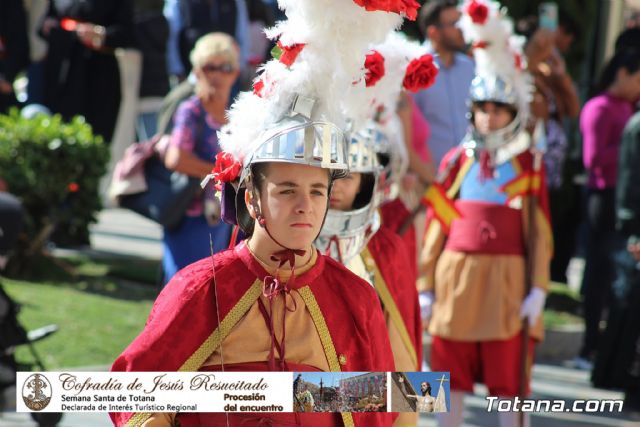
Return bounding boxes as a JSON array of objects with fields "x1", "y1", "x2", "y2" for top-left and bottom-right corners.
[{"x1": 1, "y1": 0, "x2": 640, "y2": 426}]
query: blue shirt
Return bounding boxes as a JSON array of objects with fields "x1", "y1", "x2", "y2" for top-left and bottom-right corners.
[
  {"x1": 412, "y1": 52, "x2": 475, "y2": 167},
  {"x1": 459, "y1": 160, "x2": 518, "y2": 205}
]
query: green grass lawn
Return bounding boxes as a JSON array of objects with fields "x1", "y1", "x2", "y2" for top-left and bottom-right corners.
[{"x1": 2, "y1": 255, "x2": 158, "y2": 369}]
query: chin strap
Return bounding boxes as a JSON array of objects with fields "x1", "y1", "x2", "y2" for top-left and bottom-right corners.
[
  {"x1": 324, "y1": 235, "x2": 344, "y2": 264},
  {"x1": 249, "y1": 187, "x2": 309, "y2": 371},
  {"x1": 479, "y1": 148, "x2": 494, "y2": 180}
]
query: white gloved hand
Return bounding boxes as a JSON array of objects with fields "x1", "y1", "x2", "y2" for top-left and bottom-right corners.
[
  {"x1": 419, "y1": 291, "x2": 435, "y2": 323},
  {"x1": 520, "y1": 287, "x2": 546, "y2": 326}
]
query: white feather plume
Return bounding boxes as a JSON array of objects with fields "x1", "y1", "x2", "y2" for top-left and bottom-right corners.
[
  {"x1": 459, "y1": 0, "x2": 533, "y2": 117},
  {"x1": 342, "y1": 32, "x2": 430, "y2": 173},
  {"x1": 219, "y1": 0, "x2": 403, "y2": 164},
  {"x1": 370, "y1": 32, "x2": 429, "y2": 122}
]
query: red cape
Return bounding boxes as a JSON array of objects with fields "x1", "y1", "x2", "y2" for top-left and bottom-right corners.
[
  {"x1": 110, "y1": 242, "x2": 396, "y2": 426},
  {"x1": 367, "y1": 227, "x2": 422, "y2": 370}
]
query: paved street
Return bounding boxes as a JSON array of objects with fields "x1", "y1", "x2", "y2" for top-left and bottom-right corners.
[
  {"x1": 1, "y1": 209, "x2": 639, "y2": 426},
  {"x1": 419, "y1": 364, "x2": 640, "y2": 426}
]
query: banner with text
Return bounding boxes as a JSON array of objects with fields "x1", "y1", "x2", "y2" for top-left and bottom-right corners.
[{"x1": 16, "y1": 372, "x2": 292, "y2": 413}]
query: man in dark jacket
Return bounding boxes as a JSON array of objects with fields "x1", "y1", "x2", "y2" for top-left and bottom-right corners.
[
  {"x1": 0, "y1": 0, "x2": 29, "y2": 113},
  {"x1": 592, "y1": 110, "x2": 640, "y2": 414}
]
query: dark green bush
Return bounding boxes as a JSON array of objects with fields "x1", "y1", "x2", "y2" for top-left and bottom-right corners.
[{"x1": 0, "y1": 108, "x2": 109, "y2": 269}]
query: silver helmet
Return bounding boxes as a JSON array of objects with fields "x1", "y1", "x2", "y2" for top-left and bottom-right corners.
[
  {"x1": 468, "y1": 74, "x2": 526, "y2": 149},
  {"x1": 315, "y1": 126, "x2": 382, "y2": 263},
  {"x1": 221, "y1": 95, "x2": 351, "y2": 234},
  {"x1": 239, "y1": 94, "x2": 350, "y2": 184}
]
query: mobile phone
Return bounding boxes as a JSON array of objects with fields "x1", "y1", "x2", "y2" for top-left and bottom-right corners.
[{"x1": 539, "y1": 2, "x2": 558, "y2": 31}]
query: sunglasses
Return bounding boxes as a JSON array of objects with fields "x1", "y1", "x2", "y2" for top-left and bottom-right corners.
[{"x1": 201, "y1": 63, "x2": 236, "y2": 74}]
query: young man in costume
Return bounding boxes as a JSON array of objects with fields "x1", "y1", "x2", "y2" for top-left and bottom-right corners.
[
  {"x1": 109, "y1": 1, "x2": 424, "y2": 426},
  {"x1": 315, "y1": 33, "x2": 438, "y2": 426},
  {"x1": 418, "y1": 1, "x2": 552, "y2": 426},
  {"x1": 316, "y1": 127, "x2": 421, "y2": 376}
]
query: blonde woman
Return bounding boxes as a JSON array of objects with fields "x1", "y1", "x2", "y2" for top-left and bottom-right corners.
[{"x1": 161, "y1": 33, "x2": 240, "y2": 284}]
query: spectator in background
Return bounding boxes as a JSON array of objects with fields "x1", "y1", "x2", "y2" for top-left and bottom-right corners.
[
  {"x1": 40, "y1": 0, "x2": 134, "y2": 143},
  {"x1": 0, "y1": 0, "x2": 29, "y2": 113},
  {"x1": 160, "y1": 33, "x2": 239, "y2": 284},
  {"x1": 555, "y1": 8, "x2": 580, "y2": 55},
  {"x1": 524, "y1": 20, "x2": 581, "y2": 284},
  {"x1": 134, "y1": 0, "x2": 170, "y2": 140},
  {"x1": 412, "y1": 0, "x2": 474, "y2": 166},
  {"x1": 575, "y1": 49, "x2": 640, "y2": 370},
  {"x1": 615, "y1": 27, "x2": 640, "y2": 53},
  {"x1": 592, "y1": 109, "x2": 640, "y2": 415},
  {"x1": 23, "y1": 0, "x2": 49, "y2": 105},
  {"x1": 163, "y1": 0, "x2": 249, "y2": 84}
]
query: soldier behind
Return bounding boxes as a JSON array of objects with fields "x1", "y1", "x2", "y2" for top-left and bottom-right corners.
[{"x1": 419, "y1": 1, "x2": 552, "y2": 426}]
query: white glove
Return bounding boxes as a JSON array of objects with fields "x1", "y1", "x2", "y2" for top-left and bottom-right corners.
[
  {"x1": 419, "y1": 291, "x2": 435, "y2": 323},
  {"x1": 520, "y1": 287, "x2": 546, "y2": 326}
]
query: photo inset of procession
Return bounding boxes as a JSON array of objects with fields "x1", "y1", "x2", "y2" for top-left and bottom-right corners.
[
  {"x1": 292, "y1": 372, "x2": 387, "y2": 413},
  {"x1": 391, "y1": 372, "x2": 451, "y2": 413}
]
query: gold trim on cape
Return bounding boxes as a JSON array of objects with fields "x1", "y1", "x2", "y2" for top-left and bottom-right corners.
[
  {"x1": 125, "y1": 279, "x2": 263, "y2": 426},
  {"x1": 297, "y1": 286, "x2": 355, "y2": 427},
  {"x1": 361, "y1": 248, "x2": 418, "y2": 369}
]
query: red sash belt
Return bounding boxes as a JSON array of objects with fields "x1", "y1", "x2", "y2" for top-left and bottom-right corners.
[{"x1": 445, "y1": 201, "x2": 524, "y2": 255}]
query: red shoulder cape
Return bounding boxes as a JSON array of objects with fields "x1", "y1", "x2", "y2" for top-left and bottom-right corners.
[
  {"x1": 110, "y1": 242, "x2": 396, "y2": 426},
  {"x1": 380, "y1": 198, "x2": 417, "y2": 276},
  {"x1": 367, "y1": 228, "x2": 422, "y2": 369}
]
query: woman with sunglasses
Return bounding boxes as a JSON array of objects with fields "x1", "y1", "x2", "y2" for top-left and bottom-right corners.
[{"x1": 161, "y1": 32, "x2": 240, "y2": 285}]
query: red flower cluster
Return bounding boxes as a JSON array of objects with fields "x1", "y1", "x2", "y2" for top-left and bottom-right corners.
[
  {"x1": 466, "y1": 0, "x2": 489, "y2": 25},
  {"x1": 253, "y1": 79, "x2": 265, "y2": 97},
  {"x1": 472, "y1": 40, "x2": 489, "y2": 49},
  {"x1": 276, "y1": 41, "x2": 306, "y2": 67},
  {"x1": 211, "y1": 152, "x2": 241, "y2": 190},
  {"x1": 403, "y1": 54, "x2": 438, "y2": 92},
  {"x1": 514, "y1": 53, "x2": 523, "y2": 70},
  {"x1": 364, "y1": 50, "x2": 385, "y2": 87},
  {"x1": 353, "y1": 0, "x2": 420, "y2": 21},
  {"x1": 67, "y1": 182, "x2": 79, "y2": 193}
]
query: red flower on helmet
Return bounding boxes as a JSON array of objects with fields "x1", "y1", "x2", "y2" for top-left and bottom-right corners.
[
  {"x1": 472, "y1": 40, "x2": 489, "y2": 49},
  {"x1": 253, "y1": 79, "x2": 265, "y2": 97},
  {"x1": 353, "y1": 0, "x2": 420, "y2": 21},
  {"x1": 514, "y1": 53, "x2": 523, "y2": 70},
  {"x1": 403, "y1": 54, "x2": 438, "y2": 92},
  {"x1": 68, "y1": 182, "x2": 79, "y2": 192},
  {"x1": 364, "y1": 50, "x2": 385, "y2": 87},
  {"x1": 272, "y1": 41, "x2": 306, "y2": 67},
  {"x1": 466, "y1": 0, "x2": 489, "y2": 25},
  {"x1": 211, "y1": 152, "x2": 241, "y2": 190}
]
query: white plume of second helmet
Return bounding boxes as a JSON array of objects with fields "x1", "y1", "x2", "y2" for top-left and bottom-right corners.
[
  {"x1": 459, "y1": 0, "x2": 534, "y2": 152},
  {"x1": 316, "y1": 31, "x2": 439, "y2": 263},
  {"x1": 355, "y1": 32, "x2": 439, "y2": 207}
]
